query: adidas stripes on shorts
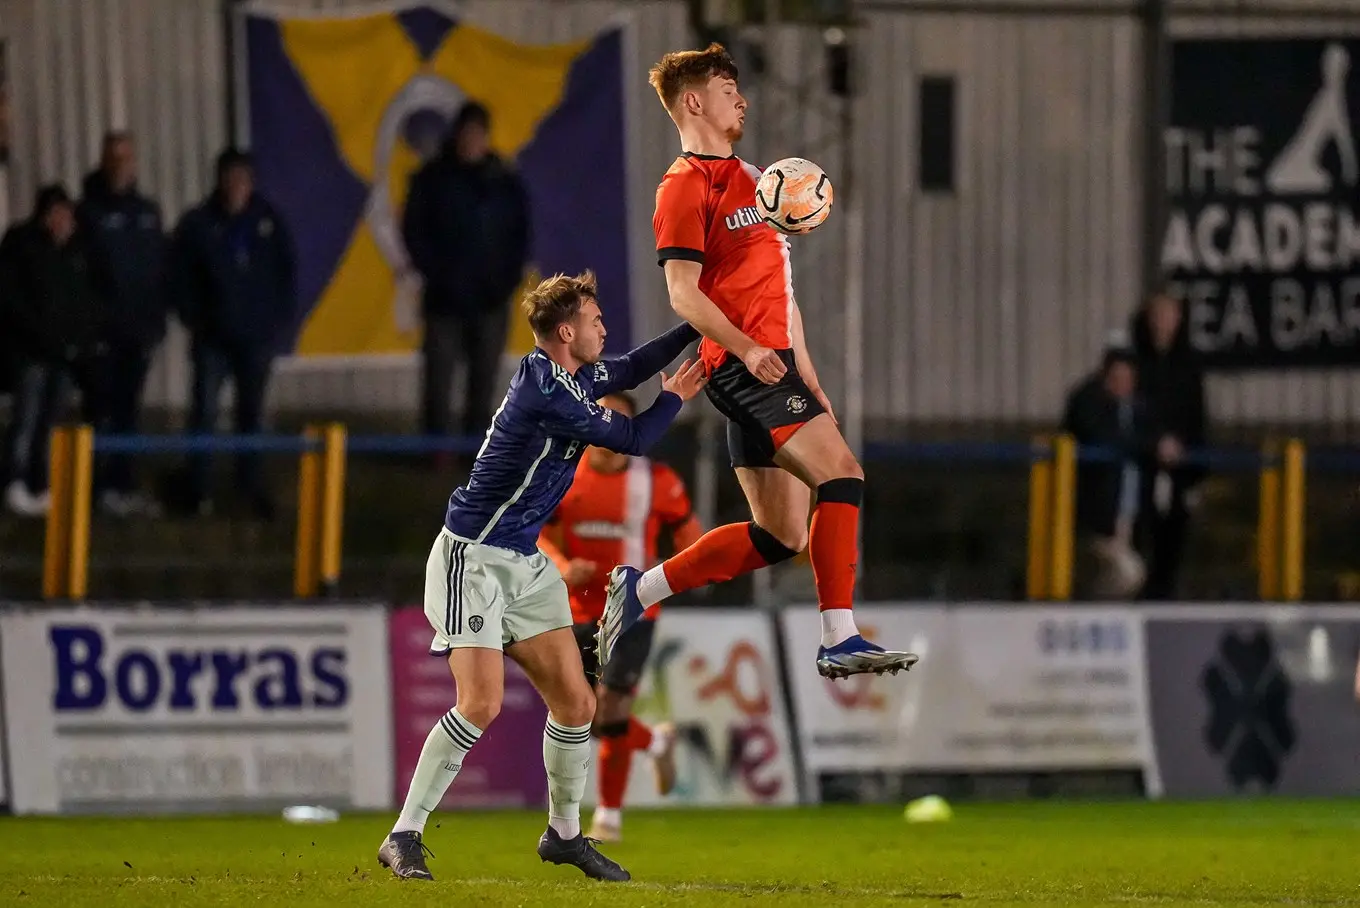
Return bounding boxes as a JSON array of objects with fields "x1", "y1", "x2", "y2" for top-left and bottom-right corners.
[{"x1": 424, "y1": 527, "x2": 572, "y2": 654}]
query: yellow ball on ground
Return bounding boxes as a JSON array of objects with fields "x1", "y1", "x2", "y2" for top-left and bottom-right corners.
[{"x1": 903, "y1": 795, "x2": 953, "y2": 823}]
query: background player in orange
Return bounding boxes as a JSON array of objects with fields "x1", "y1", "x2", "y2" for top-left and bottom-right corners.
[
  {"x1": 599, "y1": 44, "x2": 917, "y2": 680},
  {"x1": 538, "y1": 391, "x2": 702, "y2": 843}
]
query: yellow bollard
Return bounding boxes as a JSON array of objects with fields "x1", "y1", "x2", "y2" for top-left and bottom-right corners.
[
  {"x1": 1049, "y1": 434, "x2": 1077, "y2": 601},
  {"x1": 318, "y1": 423, "x2": 347, "y2": 596},
  {"x1": 42, "y1": 427, "x2": 74, "y2": 600},
  {"x1": 1026, "y1": 436, "x2": 1053, "y2": 600},
  {"x1": 294, "y1": 426, "x2": 323, "y2": 599},
  {"x1": 1257, "y1": 440, "x2": 1281, "y2": 601},
  {"x1": 67, "y1": 425, "x2": 95, "y2": 601},
  {"x1": 1281, "y1": 438, "x2": 1306, "y2": 602}
]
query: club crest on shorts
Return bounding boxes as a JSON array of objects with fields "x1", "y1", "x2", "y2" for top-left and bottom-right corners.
[
  {"x1": 786, "y1": 394, "x2": 808, "y2": 414},
  {"x1": 469, "y1": 615, "x2": 484, "y2": 633}
]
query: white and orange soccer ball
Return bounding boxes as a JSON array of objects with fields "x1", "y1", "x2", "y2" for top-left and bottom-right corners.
[{"x1": 754, "y1": 157, "x2": 834, "y2": 235}]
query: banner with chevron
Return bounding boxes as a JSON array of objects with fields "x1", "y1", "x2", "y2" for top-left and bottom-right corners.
[{"x1": 242, "y1": 2, "x2": 632, "y2": 357}]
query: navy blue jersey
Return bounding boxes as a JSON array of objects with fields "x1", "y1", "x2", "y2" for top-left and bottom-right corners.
[{"x1": 444, "y1": 324, "x2": 699, "y2": 554}]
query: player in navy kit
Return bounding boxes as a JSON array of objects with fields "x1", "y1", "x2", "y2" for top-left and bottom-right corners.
[{"x1": 378, "y1": 271, "x2": 704, "y2": 883}]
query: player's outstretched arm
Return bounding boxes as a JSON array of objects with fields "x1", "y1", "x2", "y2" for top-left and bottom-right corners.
[
  {"x1": 671, "y1": 514, "x2": 703, "y2": 551},
  {"x1": 664, "y1": 260, "x2": 786, "y2": 384},
  {"x1": 537, "y1": 527, "x2": 572, "y2": 574},
  {"x1": 592, "y1": 322, "x2": 700, "y2": 396},
  {"x1": 651, "y1": 463, "x2": 702, "y2": 560},
  {"x1": 539, "y1": 361, "x2": 707, "y2": 456}
]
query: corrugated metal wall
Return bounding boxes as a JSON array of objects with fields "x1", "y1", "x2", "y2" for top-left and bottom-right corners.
[
  {"x1": 1, "y1": 0, "x2": 226, "y2": 214},
  {"x1": 811, "y1": 0, "x2": 1360, "y2": 426},
  {"x1": 0, "y1": 0, "x2": 691, "y2": 415},
  {"x1": 4, "y1": 0, "x2": 1360, "y2": 425},
  {"x1": 0, "y1": 0, "x2": 229, "y2": 413},
  {"x1": 855, "y1": 0, "x2": 1360, "y2": 426},
  {"x1": 857, "y1": 9, "x2": 1141, "y2": 422}
]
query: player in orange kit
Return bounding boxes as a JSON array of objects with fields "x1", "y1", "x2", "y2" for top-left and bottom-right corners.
[
  {"x1": 538, "y1": 391, "x2": 702, "y2": 842},
  {"x1": 599, "y1": 43, "x2": 918, "y2": 681}
]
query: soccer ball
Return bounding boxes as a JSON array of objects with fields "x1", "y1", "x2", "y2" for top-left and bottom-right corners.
[{"x1": 754, "y1": 157, "x2": 834, "y2": 235}]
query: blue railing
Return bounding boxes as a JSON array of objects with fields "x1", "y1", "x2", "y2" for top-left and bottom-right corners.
[
  {"x1": 41, "y1": 426, "x2": 1343, "y2": 603},
  {"x1": 86, "y1": 433, "x2": 1325, "y2": 469},
  {"x1": 93, "y1": 433, "x2": 320, "y2": 455},
  {"x1": 91, "y1": 432, "x2": 499, "y2": 456}
]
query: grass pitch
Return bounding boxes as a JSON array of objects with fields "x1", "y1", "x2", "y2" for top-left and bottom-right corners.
[{"x1": 1, "y1": 799, "x2": 1357, "y2": 906}]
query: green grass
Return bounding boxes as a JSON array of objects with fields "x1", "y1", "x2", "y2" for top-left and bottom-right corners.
[{"x1": 1, "y1": 800, "x2": 1358, "y2": 906}]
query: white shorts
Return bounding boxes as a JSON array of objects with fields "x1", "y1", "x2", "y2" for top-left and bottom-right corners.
[{"x1": 423, "y1": 527, "x2": 572, "y2": 653}]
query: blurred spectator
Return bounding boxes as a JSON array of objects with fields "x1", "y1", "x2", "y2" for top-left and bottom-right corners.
[
  {"x1": 1062, "y1": 342, "x2": 1154, "y2": 599},
  {"x1": 402, "y1": 101, "x2": 530, "y2": 447},
  {"x1": 0, "y1": 285, "x2": 13, "y2": 401},
  {"x1": 0, "y1": 48, "x2": 9, "y2": 165},
  {"x1": 0, "y1": 185, "x2": 102, "y2": 517},
  {"x1": 78, "y1": 131, "x2": 169, "y2": 517},
  {"x1": 1132, "y1": 291, "x2": 1207, "y2": 600},
  {"x1": 171, "y1": 149, "x2": 295, "y2": 519}
]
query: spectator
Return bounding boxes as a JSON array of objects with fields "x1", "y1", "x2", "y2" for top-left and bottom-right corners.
[
  {"x1": 1062, "y1": 340, "x2": 1161, "y2": 599},
  {"x1": 0, "y1": 284, "x2": 13, "y2": 401},
  {"x1": 171, "y1": 149, "x2": 295, "y2": 519},
  {"x1": 402, "y1": 101, "x2": 531, "y2": 448},
  {"x1": 0, "y1": 185, "x2": 102, "y2": 517},
  {"x1": 78, "y1": 131, "x2": 169, "y2": 517},
  {"x1": 1132, "y1": 291, "x2": 1207, "y2": 600}
]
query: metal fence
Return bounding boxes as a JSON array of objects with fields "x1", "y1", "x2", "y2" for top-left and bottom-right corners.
[{"x1": 28, "y1": 426, "x2": 1326, "y2": 605}]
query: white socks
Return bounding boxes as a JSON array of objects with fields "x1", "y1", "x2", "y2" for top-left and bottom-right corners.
[
  {"x1": 820, "y1": 608, "x2": 859, "y2": 648},
  {"x1": 543, "y1": 717, "x2": 592, "y2": 839},
  {"x1": 392, "y1": 710, "x2": 600, "y2": 841},
  {"x1": 593, "y1": 805, "x2": 622, "y2": 829},
  {"x1": 647, "y1": 724, "x2": 672, "y2": 757},
  {"x1": 392, "y1": 707, "x2": 482, "y2": 834},
  {"x1": 636, "y1": 566, "x2": 673, "y2": 609}
]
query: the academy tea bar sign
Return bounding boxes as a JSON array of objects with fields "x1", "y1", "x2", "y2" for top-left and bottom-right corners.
[{"x1": 1164, "y1": 39, "x2": 1360, "y2": 369}]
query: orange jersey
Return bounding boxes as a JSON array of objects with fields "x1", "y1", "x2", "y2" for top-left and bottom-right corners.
[
  {"x1": 547, "y1": 458, "x2": 692, "y2": 624},
  {"x1": 653, "y1": 153, "x2": 794, "y2": 371}
]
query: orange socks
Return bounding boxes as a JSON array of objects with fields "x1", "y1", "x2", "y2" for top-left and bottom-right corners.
[{"x1": 810, "y1": 479, "x2": 864, "y2": 612}]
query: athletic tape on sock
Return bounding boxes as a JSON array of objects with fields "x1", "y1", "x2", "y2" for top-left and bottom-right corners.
[
  {"x1": 816, "y1": 477, "x2": 864, "y2": 506},
  {"x1": 749, "y1": 522, "x2": 801, "y2": 563}
]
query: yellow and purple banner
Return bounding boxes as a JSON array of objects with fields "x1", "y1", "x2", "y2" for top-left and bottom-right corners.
[{"x1": 242, "y1": 3, "x2": 632, "y2": 357}]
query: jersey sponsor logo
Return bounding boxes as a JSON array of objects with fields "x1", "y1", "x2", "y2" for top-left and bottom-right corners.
[
  {"x1": 570, "y1": 520, "x2": 631, "y2": 540},
  {"x1": 724, "y1": 206, "x2": 763, "y2": 231}
]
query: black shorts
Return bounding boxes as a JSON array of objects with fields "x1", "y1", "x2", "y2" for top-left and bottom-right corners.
[
  {"x1": 572, "y1": 620, "x2": 656, "y2": 693},
  {"x1": 704, "y1": 349, "x2": 825, "y2": 468}
]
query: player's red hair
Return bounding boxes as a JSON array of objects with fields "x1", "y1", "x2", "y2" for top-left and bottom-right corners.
[{"x1": 648, "y1": 43, "x2": 739, "y2": 113}]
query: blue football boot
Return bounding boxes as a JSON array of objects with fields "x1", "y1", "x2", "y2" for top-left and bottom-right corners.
[
  {"x1": 816, "y1": 634, "x2": 919, "y2": 680},
  {"x1": 598, "y1": 565, "x2": 646, "y2": 669}
]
